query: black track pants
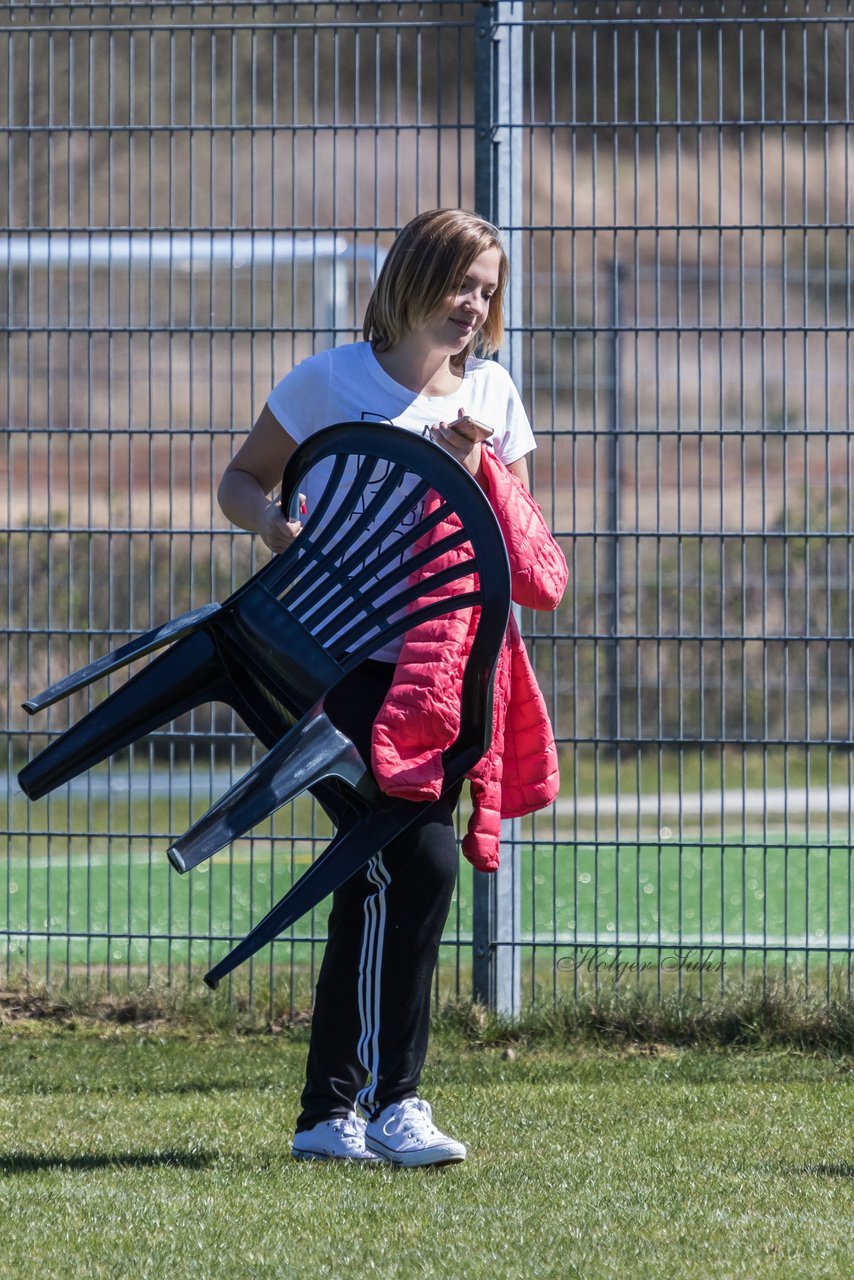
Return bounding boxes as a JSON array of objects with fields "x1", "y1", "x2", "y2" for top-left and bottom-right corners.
[{"x1": 295, "y1": 659, "x2": 460, "y2": 1131}]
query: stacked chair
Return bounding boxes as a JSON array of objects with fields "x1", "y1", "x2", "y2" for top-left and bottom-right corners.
[{"x1": 18, "y1": 423, "x2": 511, "y2": 988}]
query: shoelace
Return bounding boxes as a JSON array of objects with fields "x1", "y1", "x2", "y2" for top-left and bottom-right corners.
[
  {"x1": 333, "y1": 1112, "x2": 366, "y2": 1142},
  {"x1": 383, "y1": 1098, "x2": 437, "y2": 1140}
]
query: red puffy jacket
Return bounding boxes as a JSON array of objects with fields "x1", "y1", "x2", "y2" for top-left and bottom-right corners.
[{"x1": 370, "y1": 447, "x2": 568, "y2": 872}]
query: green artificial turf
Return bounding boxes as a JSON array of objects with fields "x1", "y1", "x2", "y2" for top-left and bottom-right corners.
[
  {"x1": 3, "y1": 829, "x2": 851, "y2": 975},
  {"x1": 0, "y1": 1019, "x2": 852, "y2": 1279},
  {"x1": 8, "y1": 758, "x2": 854, "y2": 999}
]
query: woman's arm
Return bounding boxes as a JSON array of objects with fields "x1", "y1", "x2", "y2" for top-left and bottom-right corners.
[
  {"x1": 217, "y1": 404, "x2": 303, "y2": 553},
  {"x1": 506, "y1": 455, "x2": 530, "y2": 489}
]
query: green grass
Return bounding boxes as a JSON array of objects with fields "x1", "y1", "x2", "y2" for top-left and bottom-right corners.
[
  {"x1": 557, "y1": 742, "x2": 854, "y2": 798},
  {"x1": 0, "y1": 1018, "x2": 853, "y2": 1279},
  {"x1": 2, "y1": 826, "x2": 852, "y2": 980},
  {"x1": 6, "y1": 765, "x2": 854, "y2": 995}
]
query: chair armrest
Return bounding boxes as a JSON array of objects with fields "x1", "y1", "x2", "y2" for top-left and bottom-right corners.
[{"x1": 23, "y1": 603, "x2": 222, "y2": 714}]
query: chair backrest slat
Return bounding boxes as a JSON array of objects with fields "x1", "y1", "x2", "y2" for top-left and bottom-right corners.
[
  {"x1": 322, "y1": 557, "x2": 480, "y2": 651},
  {"x1": 310, "y1": 462, "x2": 418, "y2": 563},
  {"x1": 325, "y1": 499, "x2": 456, "y2": 604},
  {"x1": 307, "y1": 527, "x2": 474, "y2": 645},
  {"x1": 337, "y1": 591, "x2": 483, "y2": 671},
  {"x1": 287, "y1": 470, "x2": 430, "y2": 622},
  {"x1": 291, "y1": 496, "x2": 455, "y2": 629},
  {"x1": 264, "y1": 453, "x2": 377, "y2": 599},
  {"x1": 263, "y1": 452, "x2": 350, "y2": 597}
]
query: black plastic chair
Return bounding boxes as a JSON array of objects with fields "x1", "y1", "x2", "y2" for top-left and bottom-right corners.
[{"x1": 19, "y1": 423, "x2": 512, "y2": 988}]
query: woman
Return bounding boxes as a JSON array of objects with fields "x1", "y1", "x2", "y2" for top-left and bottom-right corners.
[{"x1": 218, "y1": 208, "x2": 563, "y2": 1167}]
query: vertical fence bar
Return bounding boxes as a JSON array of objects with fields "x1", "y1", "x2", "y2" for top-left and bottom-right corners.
[
  {"x1": 605, "y1": 258, "x2": 622, "y2": 751},
  {"x1": 472, "y1": 0, "x2": 523, "y2": 1014},
  {"x1": 472, "y1": 0, "x2": 495, "y2": 1009}
]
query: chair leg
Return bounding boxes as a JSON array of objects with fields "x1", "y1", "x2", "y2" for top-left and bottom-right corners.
[
  {"x1": 203, "y1": 797, "x2": 434, "y2": 989},
  {"x1": 23, "y1": 603, "x2": 222, "y2": 714},
  {"x1": 18, "y1": 631, "x2": 230, "y2": 801},
  {"x1": 167, "y1": 707, "x2": 378, "y2": 874}
]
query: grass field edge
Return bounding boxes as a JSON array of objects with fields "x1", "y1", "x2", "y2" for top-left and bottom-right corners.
[{"x1": 4, "y1": 974, "x2": 854, "y2": 1054}]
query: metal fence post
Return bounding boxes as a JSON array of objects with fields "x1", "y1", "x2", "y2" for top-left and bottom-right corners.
[
  {"x1": 605, "y1": 260, "x2": 623, "y2": 753},
  {"x1": 473, "y1": 0, "x2": 523, "y2": 1014}
]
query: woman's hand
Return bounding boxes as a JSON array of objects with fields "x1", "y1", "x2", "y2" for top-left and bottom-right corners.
[
  {"x1": 429, "y1": 407, "x2": 483, "y2": 481},
  {"x1": 258, "y1": 498, "x2": 303, "y2": 554}
]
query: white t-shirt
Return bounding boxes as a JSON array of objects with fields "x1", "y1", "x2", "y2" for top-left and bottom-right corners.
[{"x1": 266, "y1": 341, "x2": 536, "y2": 660}]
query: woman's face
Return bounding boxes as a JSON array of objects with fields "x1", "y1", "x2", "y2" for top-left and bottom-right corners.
[{"x1": 424, "y1": 245, "x2": 502, "y2": 355}]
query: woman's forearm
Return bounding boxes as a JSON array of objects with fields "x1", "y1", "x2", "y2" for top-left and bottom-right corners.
[
  {"x1": 217, "y1": 467, "x2": 272, "y2": 534},
  {"x1": 218, "y1": 464, "x2": 303, "y2": 554}
]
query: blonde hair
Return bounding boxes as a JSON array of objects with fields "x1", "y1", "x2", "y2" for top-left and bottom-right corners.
[{"x1": 362, "y1": 208, "x2": 508, "y2": 369}]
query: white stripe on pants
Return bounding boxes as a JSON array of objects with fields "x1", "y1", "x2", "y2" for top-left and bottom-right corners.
[{"x1": 356, "y1": 851, "x2": 391, "y2": 1114}]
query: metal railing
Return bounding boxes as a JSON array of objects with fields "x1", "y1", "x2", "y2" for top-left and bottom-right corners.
[{"x1": 3, "y1": 1, "x2": 853, "y2": 1012}]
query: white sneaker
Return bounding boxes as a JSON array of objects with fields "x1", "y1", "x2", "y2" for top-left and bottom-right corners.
[
  {"x1": 365, "y1": 1098, "x2": 466, "y2": 1167},
  {"x1": 291, "y1": 1110, "x2": 384, "y2": 1162}
]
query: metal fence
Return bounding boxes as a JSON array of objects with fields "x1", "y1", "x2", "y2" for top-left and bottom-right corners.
[{"x1": 3, "y1": 0, "x2": 854, "y2": 1013}]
